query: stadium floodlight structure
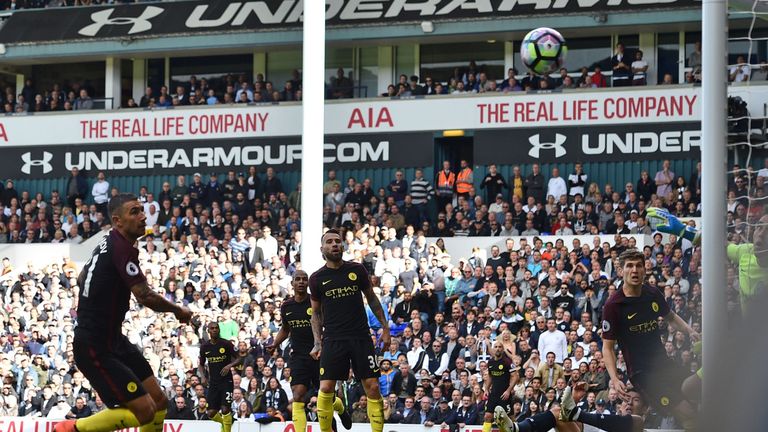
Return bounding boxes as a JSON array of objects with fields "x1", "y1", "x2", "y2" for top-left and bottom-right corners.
[{"x1": 300, "y1": 1, "x2": 325, "y2": 274}]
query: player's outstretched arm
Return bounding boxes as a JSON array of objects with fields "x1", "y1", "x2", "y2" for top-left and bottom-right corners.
[
  {"x1": 310, "y1": 297, "x2": 323, "y2": 360},
  {"x1": 130, "y1": 282, "x2": 192, "y2": 322},
  {"x1": 362, "y1": 284, "x2": 390, "y2": 349},
  {"x1": 646, "y1": 207, "x2": 700, "y2": 245}
]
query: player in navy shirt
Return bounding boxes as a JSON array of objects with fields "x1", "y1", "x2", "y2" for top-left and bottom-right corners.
[
  {"x1": 55, "y1": 194, "x2": 192, "y2": 432},
  {"x1": 309, "y1": 229, "x2": 389, "y2": 432},
  {"x1": 600, "y1": 249, "x2": 699, "y2": 429},
  {"x1": 270, "y1": 270, "x2": 351, "y2": 431},
  {"x1": 199, "y1": 322, "x2": 243, "y2": 432}
]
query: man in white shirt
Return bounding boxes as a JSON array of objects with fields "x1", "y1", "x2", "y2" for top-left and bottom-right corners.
[
  {"x1": 631, "y1": 50, "x2": 648, "y2": 85},
  {"x1": 546, "y1": 167, "x2": 567, "y2": 203},
  {"x1": 567, "y1": 345, "x2": 590, "y2": 371},
  {"x1": 142, "y1": 192, "x2": 160, "y2": 216},
  {"x1": 256, "y1": 226, "x2": 278, "y2": 260},
  {"x1": 91, "y1": 171, "x2": 109, "y2": 217},
  {"x1": 757, "y1": 158, "x2": 768, "y2": 180},
  {"x1": 537, "y1": 317, "x2": 567, "y2": 363},
  {"x1": 730, "y1": 55, "x2": 751, "y2": 82},
  {"x1": 145, "y1": 204, "x2": 159, "y2": 227},
  {"x1": 568, "y1": 163, "x2": 588, "y2": 198},
  {"x1": 47, "y1": 398, "x2": 72, "y2": 419}
]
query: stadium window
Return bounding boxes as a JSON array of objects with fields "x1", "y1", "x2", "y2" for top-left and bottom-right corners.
[
  {"x1": 727, "y1": 28, "x2": 768, "y2": 64},
  {"x1": 147, "y1": 59, "x2": 166, "y2": 97},
  {"x1": 169, "y1": 54, "x2": 253, "y2": 94},
  {"x1": 396, "y1": 44, "x2": 417, "y2": 81},
  {"x1": 31, "y1": 61, "x2": 105, "y2": 99},
  {"x1": 419, "y1": 41, "x2": 504, "y2": 84},
  {"x1": 514, "y1": 36, "x2": 612, "y2": 75},
  {"x1": 358, "y1": 47, "x2": 379, "y2": 98},
  {"x1": 326, "y1": 47, "x2": 355, "y2": 89},
  {"x1": 658, "y1": 33, "x2": 681, "y2": 84},
  {"x1": 266, "y1": 50, "x2": 302, "y2": 91}
]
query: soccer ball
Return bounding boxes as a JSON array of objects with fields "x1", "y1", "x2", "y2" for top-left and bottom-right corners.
[{"x1": 520, "y1": 27, "x2": 567, "y2": 76}]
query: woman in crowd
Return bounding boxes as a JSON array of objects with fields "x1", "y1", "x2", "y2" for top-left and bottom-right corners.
[{"x1": 263, "y1": 377, "x2": 288, "y2": 416}]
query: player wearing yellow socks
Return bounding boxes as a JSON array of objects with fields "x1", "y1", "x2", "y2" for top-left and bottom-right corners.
[
  {"x1": 199, "y1": 322, "x2": 245, "y2": 432},
  {"x1": 53, "y1": 194, "x2": 193, "y2": 432},
  {"x1": 309, "y1": 230, "x2": 389, "y2": 432},
  {"x1": 270, "y1": 270, "x2": 352, "y2": 431},
  {"x1": 482, "y1": 341, "x2": 519, "y2": 432}
]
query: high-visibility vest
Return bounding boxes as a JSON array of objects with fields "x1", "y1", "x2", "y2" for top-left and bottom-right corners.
[
  {"x1": 456, "y1": 168, "x2": 473, "y2": 194},
  {"x1": 436, "y1": 170, "x2": 455, "y2": 196}
]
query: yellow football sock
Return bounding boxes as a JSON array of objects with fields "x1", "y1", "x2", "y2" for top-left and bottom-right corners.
[
  {"x1": 140, "y1": 409, "x2": 166, "y2": 432},
  {"x1": 366, "y1": 397, "x2": 383, "y2": 432},
  {"x1": 292, "y1": 402, "x2": 307, "y2": 432},
  {"x1": 317, "y1": 391, "x2": 335, "y2": 432},
  {"x1": 75, "y1": 408, "x2": 143, "y2": 432},
  {"x1": 333, "y1": 397, "x2": 344, "y2": 414},
  {"x1": 483, "y1": 421, "x2": 493, "y2": 432},
  {"x1": 211, "y1": 412, "x2": 223, "y2": 424},
  {"x1": 221, "y1": 412, "x2": 233, "y2": 432}
]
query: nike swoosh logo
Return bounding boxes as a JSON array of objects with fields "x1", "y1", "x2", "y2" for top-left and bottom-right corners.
[
  {"x1": 322, "y1": 280, "x2": 331, "y2": 285},
  {"x1": 628, "y1": 313, "x2": 637, "y2": 319},
  {"x1": 285, "y1": 312, "x2": 292, "y2": 316}
]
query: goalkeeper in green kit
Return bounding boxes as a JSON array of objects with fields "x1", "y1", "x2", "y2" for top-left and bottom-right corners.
[
  {"x1": 647, "y1": 207, "x2": 768, "y2": 431},
  {"x1": 647, "y1": 207, "x2": 768, "y2": 320}
]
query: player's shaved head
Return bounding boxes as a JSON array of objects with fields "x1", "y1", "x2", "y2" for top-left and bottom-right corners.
[
  {"x1": 292, "y1": 270, "x2": 308, "y2": 296},
  {"x1": 207, "y1": 321, "x2": 220, "y2": 339},
  {"x1": 321, "y1": 228, "x2": 341, "y2": 242},
  {"x1": 320, "y1": 228, "x2": 343, "y2": 264},
  {"x1": 109, "y1": 193, "x2": 139, "y2": 218}
]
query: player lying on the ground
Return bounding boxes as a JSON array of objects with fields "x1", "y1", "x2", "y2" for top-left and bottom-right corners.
[
  {"x1": 269, "y1": 270, "x2": 351, "y2": 432},
  {"x1": 494, "y1": 382, "x2": 647, "y2": 432}
]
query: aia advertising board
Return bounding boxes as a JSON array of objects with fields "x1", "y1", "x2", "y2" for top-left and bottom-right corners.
[{"x1": 0, "y1": 85, "x2": 760, "y2": 178}]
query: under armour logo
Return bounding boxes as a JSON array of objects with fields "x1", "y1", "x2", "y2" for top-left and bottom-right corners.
[
  {"x1": 79, "y1": 6, "x2": 164, "y2": 37},
  {"x1": 21, "y1": 152, "x2": 53, "y2": 174},
  {"x1": 528, "y1": 133, "x2": 567, "y2": 159}
]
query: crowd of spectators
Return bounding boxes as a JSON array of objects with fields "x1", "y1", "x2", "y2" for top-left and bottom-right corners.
[
  {"x1": 0, "y1": 156, "x2": 765, "y2": 429},
  {"x1": 5, "y1": 41, "x2": 764, "y2": 113}
]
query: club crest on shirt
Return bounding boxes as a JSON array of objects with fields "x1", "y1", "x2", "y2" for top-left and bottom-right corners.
[
  {"x1": 127, "y1": 382, "x2": 138, "y2": 393},
  {"x1": 126, "y1": 262, "x2": 139, "y2": 276},
  {"x1": 651, "y1": 302, "x2": 659, "y2": 312},
  {"x1": 307, "y1": 307, "x2": 313, "y2": 316},
  {"x1": 219, "y1": 347, "x2": 226, "y2": 354},
  {"x1": 348, "y1": 272, "x2": 357, "y2": 281}
]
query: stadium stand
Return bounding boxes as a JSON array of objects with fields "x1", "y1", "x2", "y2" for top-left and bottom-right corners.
[{"x1": 0, "y1": 158, "x2": 724, "y2": 430}]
